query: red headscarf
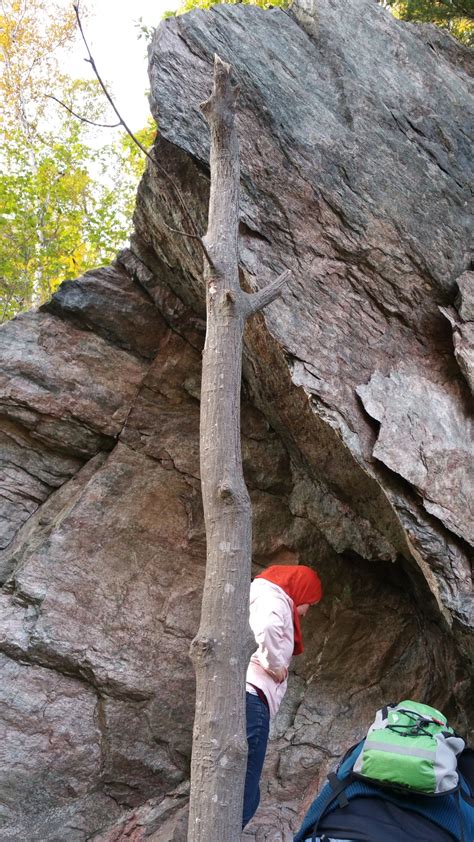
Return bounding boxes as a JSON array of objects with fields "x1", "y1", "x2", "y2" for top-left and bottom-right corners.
[{"x1": 255, "y1": 565, "x2": 322, "y2": 656}]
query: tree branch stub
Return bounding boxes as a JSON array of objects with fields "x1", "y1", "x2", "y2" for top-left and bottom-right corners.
[{"x1": 243, "y1": 268, "x2": 291, "y2": 317}]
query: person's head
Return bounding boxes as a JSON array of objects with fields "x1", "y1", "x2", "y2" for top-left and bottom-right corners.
[{"x1": 255, "y1": 564, "x2": 322, "y2": 654}]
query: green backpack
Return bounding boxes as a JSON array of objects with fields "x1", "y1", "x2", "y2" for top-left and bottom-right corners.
[{"x1": 352, "y1": 700, "x2": 466, "y2": 795}]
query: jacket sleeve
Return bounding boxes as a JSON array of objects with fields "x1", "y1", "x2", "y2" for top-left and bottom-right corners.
[{"x1": 249, "y1": 594, "x2": 291, "y2": 671}]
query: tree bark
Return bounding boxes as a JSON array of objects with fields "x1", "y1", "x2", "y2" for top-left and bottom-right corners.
[{"x1": 188, "y1": 55, "x2": 289, "y2": 842}]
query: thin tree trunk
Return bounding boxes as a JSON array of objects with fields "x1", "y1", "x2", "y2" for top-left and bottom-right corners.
[{"x1": 188, "y1": 55, "x2": 289, "y2": 842}]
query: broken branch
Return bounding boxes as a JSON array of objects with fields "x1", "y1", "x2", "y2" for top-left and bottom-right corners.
[{"x1": 243, "y1": 269, "x2": 291, "y2": 316}]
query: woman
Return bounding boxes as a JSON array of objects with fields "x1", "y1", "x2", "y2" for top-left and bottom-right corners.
[{"x1": 243, "y1": 564, "x2": 323, "y2": 828}]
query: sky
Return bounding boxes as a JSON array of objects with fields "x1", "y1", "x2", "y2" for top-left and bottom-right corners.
[{"x1": 66, "y1": 0, "x2": 181, "y2": 131}]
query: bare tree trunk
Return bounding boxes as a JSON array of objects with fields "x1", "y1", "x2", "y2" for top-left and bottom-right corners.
[{"x1": 188, "y1": 56, "x2": 289, "y2": 842}]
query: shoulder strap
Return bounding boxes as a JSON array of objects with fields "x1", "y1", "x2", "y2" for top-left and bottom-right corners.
[
  {"x1": 310, "y1": 773, "x2": 352, "y2": 841},
  {"x1": 458, "y1": 747, "x2": 474, "y2": 794},
  {"x1": 459, "y1": 773, "x2": 474, "y2": 807},
  {"x1": 454, "y1": 790, "x2": 466, "y2": 842}
]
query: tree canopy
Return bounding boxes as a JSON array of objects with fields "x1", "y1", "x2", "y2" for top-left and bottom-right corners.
[
  {"x1": 0, "y1": 0, "x2": 155, "y2": 322},
  {"x1": 384, "y1": 0, "x2": 474, "y2": 46}
]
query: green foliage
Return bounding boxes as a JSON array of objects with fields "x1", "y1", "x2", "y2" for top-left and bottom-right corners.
[
  {"x1": 382, "y1": 0, "x2": 474, "y2": 46},
  {"x1": 0, "y1": 113, "x2": 156, "y2": 322},
  {"x1": 1, "y1": 123, "x2": 113, "y2": 320},
  {"x1": 165, "y1": 0, "x2": 288, "y2": 18},
  {"x1": 115, "y1": 119, "x2": 157, "y2": 222},
  {"x1": 134, "y1": 16, "x2": 157, "y2": 41},
  {"x1": 0, "y1": 0, "x2": 155, "y2": 322}
]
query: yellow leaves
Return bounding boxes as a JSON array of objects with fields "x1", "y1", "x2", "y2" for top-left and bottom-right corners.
[
  {"x1": 119, "y1": 117, "x2": 157, "y2": 180},
  {"x1": 0, "y1": 0, "x2": 78, "y2": 126},
  {"x1": 450, "y1": 16, "x2": 474, "y2": 46},
  {"x1": 171, "y1": 0, "x2": 288, "y2": 14},
  {"x1": 68, "y1": 243, "x2": 88, "y2": 273},
  {"x1": 0, "y1": 113, "x2": 149, "y2": 320},
  {"x1": 52, "y1": 243, "x2": 88, "y2": 283},
  {"x1": 386, "y1": 1, "x2": 473, "y2": 46},
  {"x1": 0, "y1": 1, "x2": 147, "y2": 322}
]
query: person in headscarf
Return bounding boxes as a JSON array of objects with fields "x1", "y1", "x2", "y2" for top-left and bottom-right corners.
[{"x1": 243, "y1": 564, "x2": 323, "y2": 828}]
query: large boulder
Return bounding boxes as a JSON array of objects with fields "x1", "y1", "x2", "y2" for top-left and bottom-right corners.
[{"x1": 0, "y1": 1, "x2": 472, "y2": 839}]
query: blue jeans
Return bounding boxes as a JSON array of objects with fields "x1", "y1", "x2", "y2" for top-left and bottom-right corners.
[{"x1": 242, "y1": 691, "x2": 270, "y2": 828}]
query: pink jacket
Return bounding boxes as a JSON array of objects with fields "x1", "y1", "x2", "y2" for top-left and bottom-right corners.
[{"x1": 246, "y1": 578, "x2": 295, "y2": 717}]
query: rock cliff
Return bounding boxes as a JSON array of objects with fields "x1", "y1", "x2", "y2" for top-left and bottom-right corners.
[{"x1": 0, "y1": 0, "x2": 472, "y2": 839}]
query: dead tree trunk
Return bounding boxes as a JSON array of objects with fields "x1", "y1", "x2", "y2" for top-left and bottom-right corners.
[{"x1": 188, "y1": 55, "x2": 289, "y2": 842}]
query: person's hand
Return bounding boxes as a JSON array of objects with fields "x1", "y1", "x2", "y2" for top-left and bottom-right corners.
[{"x1": 266, "y1": 666, "x2": 287, "y2": 683}]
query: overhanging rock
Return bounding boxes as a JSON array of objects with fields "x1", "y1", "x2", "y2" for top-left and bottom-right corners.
[{"x1": 141, "y1": 0, "x2": 473, "y2": 631}]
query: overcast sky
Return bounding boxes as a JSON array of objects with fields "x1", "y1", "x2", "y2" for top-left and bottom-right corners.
[{"x1": 66, "y1": 0, "x2": 181, "y2": 131}]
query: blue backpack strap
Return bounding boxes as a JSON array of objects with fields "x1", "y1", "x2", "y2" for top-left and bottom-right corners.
[
  {"x1": 458, "y1": 747, "x2": 474, "y2": 794},
  {"x1": 454, "y1": 791, "x2": 465, "y2": 842},
  {"x1": 309, "y1": 772, "x2": 352, "y2": 841},
  {"x1": 458, "y1": 766, "x2": 474, "y2": 842},
  {"x1": 295, "y1": 743, "x2": 364, "y2": 842}
]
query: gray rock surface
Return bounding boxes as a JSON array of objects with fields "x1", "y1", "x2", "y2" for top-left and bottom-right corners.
[
  {"x1": 441, "y1": 270, "x2": 474, "y2": 392},
  {"x1": 357, "y1": 368, "x2": 473, "y2": 544},
  {"x1": 0, "y1": 1, "x2": 472, "y2": 839}
]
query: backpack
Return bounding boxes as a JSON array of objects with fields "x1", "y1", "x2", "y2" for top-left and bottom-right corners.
[
  {"x1": 294, "y1": 701, "x2": 474, "y2": 842},
  {"x1": 353, "y1": 700, "x2": 465, "y2": 795}
]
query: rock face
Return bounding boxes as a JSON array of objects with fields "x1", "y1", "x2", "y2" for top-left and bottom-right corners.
[{"x1": 0, "y1": 1, "x2": 472, "y2": 839}]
